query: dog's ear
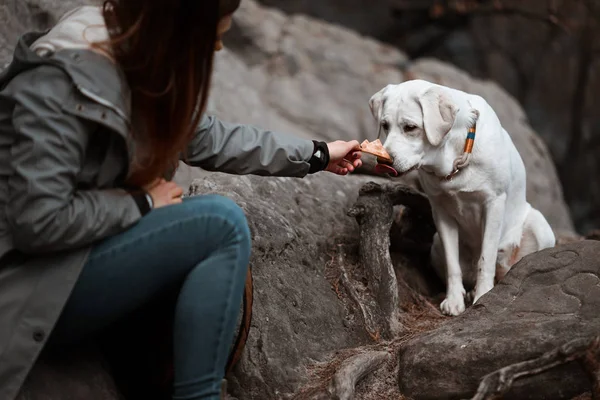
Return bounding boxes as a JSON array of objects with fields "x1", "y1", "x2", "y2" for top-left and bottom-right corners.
[
  {"x1": 369, "y1": 85, "x2": 391, "y2": 122},
  {"x1": 419, "y1": 87, "x2": 458, "y2": 146},
  {"x1": 369, "y1": 85, "x2": 392, "y2": 139}
]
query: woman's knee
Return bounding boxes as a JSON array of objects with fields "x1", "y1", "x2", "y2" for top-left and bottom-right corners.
[{"x1": 184, "y1": 194, "x2": 251, "y2": 253}]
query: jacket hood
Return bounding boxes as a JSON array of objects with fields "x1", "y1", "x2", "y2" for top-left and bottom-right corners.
[
  {"x1": 0, "y1": 6, "x2": 133, "y2": 129},
  {"x1": 31, "y1": 6, "x2": 112, "y2": 59}
]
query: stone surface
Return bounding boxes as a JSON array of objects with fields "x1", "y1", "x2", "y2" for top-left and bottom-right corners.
[
  {"x1": 397, "y1": 240, "x2": 600, "y2": 400},
  {"x1": 187, "y1": 172, "x2": 390, "y2": 398},
  {"x1": 217, "y1": 0, "x2": 407, "y2": 144}
]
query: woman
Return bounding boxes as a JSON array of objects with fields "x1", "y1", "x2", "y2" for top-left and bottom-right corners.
[{"x1": 0, "y1": 1, "x2": 363, "y2": 399}]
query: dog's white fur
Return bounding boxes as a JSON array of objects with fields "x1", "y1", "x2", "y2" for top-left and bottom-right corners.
[{"x1": 369, "y1": 80, "x2": 556, "y2": 316}]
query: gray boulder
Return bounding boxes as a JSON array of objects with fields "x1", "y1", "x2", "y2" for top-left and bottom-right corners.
[{"x1": 187, "y1": 172, "x2": 390, "y2": 398}]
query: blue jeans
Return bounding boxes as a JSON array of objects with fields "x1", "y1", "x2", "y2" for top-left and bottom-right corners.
[{"x1": 49, "y1": 195, "x2": 252, "y2": 400}]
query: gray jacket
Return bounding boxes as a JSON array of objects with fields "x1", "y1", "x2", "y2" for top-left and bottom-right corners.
[{"x1": 0, "y1": 28, "x2": 315, "y2": 400}]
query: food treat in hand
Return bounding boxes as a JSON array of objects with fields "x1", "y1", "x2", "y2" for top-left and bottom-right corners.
[
  {"x1": 360, "y1": 139, "x2": 393, "y2": 164},
  {"x1": 359, "y1": 139, "x2": 398, "y2": 176}
]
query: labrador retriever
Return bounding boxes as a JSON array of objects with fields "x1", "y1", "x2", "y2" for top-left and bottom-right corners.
[{"x1": 369, "y1": 79, "x2": 556, "y2": 316}]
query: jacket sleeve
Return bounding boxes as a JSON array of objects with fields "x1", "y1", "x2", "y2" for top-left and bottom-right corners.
[
  {"x1": 183, "y1": 114, "x2": 315, "y2": 177},
  {"x1": 5, "y1": 66, "x2": 142, "y2": 254}
]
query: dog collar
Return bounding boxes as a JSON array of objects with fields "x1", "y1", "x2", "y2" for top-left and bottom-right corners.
[{"x1": 442, "y1": 124, "x2": 477, "y2": 181}]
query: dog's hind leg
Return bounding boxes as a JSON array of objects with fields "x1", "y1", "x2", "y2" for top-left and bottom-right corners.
[
  {"x1": 495, "y1": 244, "x2": 518, "y2": 282},
  {"x1": 520, "y1": 207, "x2": 556, "y2": 254},
  {"x1": 508, "y1": 208, "x2": 556, "y2": 272},
  {"x1": 496, "y1": 207, "x2": 556, "y2": 281}
]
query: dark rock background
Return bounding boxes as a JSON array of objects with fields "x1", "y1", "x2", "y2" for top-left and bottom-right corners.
[{"x1": 254, "y1": 0, "x2": 600, "y2": 234}]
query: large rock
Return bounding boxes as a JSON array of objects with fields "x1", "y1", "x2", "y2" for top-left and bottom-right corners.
[
  {"x1": 397, "y1": 240, "x2": 600, "y2": 400},
  {"x1": 187, "y1": 172, "x2": 393, "y2": 398},
  {"x1": 216, "y1": 0, "x2": 407, "y2": 143}
]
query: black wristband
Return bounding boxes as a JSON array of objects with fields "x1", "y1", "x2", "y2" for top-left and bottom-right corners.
[
  {"x1": 308, "y1": 140, "x2": 330, "y2": 174},
  {"x1": 129, "y1": 190, "x2": 152, "y2": 215}
]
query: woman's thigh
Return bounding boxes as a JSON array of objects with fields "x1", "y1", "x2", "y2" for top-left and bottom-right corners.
[{"x1": 49, "y1": 194, "x2": 250, "y2": 346}]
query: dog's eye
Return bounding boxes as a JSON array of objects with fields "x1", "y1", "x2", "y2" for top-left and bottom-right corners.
[
  {"x1": 381, "y1": 121, "x2": 390, "y2": 132},
  {"x1": 404, "y1": 124, "x2": 417, "y2": 133}
]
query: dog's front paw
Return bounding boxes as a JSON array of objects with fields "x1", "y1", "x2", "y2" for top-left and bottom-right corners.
[{"x1": 440, "y1": 289, "x2": 466, "y2": 316}]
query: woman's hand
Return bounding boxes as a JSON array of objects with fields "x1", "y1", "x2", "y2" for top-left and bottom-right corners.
[
  {"x1": 326, "y1": 140, "x2": 363, "y2": 175},
  {"x1": 143, "y1": 178, "x2": 184, "y2": 208}
]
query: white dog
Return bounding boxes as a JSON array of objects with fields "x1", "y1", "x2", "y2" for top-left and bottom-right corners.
[{"x1": 369, "y1": 79, "x2": 556, "y2": 316}]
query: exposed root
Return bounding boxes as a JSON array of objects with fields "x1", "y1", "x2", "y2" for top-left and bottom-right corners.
[
  {"x1": 348, "y1": 199, "x2": 401, "y2": 338},
  {"x1": 328, "y1": 351, "x2": 390, "y2": 400},
  {"x1": 292, "y1": 311, "x2": 445, "y2": 400},
  {"x1": 293, "y1": 182, "x2": 444, "y2": 399},
  {"x1": 347, "y1": 182, "x2": 434, "y2": 339},
  {"x1": 337, "y1": 251, "x2": 380, "y2": 341},
  {"x1": 470, "y1": 335, "x2": 600, "y2": 400}
]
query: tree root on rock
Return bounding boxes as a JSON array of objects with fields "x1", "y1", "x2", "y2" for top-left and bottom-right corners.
[
  {"x1": 328, "y1": 351, "x2": 391, "y2": 400},
  {"x1": 347, "y1": 182, "x2": 434, "y2": 339},
  {"x1": 293, "y1": 182, "x2": 439, "y2": 400},
  {"x1": 338, "y1": 260, "x2": 380, "y2": 341},
  {"x1": 470, "y1": 335, "x2": 600, "y2": 400}
]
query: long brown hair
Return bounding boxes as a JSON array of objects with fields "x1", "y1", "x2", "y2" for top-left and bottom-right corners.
[{"x1": 101, "y1": 0, "x2": 241, "y2": 187}]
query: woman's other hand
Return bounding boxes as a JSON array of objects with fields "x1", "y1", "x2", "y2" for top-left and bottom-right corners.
[
  {"x1": 144, "y1": 178, "x2": 184, "y2": 208},
  {"x1": 325, "y1": 140, "x2": 363, "y2": 175}
]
